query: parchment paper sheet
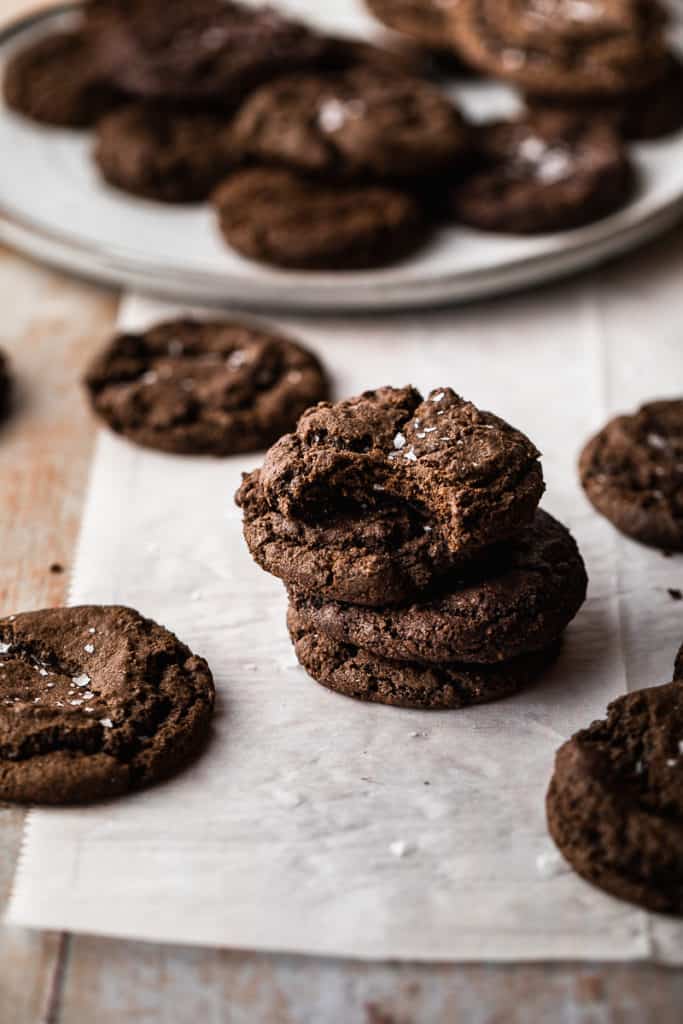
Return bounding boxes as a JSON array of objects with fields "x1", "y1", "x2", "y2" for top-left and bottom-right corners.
[{"x1": 7, "y1": 239, "x2": 683, "y2": 961}]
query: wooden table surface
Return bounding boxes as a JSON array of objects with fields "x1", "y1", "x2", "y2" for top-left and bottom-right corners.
[{"x1": 1, "y1": 3, "x2": 682, "y2": 1021}]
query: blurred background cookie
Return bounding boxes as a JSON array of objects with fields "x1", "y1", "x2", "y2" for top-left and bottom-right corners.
[
  {"x1": 450, "y1": 113, "x2": 634, "y2": 233},
  {"x1": 579, "y1": 398, "x2": 683, "y2": 550},
  {"x1": 84, "y1": 318, "x2": 328, "y2": 455}
]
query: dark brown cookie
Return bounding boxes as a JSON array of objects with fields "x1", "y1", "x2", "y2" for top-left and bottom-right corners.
[
  {"x1": 365, "y1": 0, "x2": 454, "y2": 53},
  {"x1": 3, "y1": 30, "x2": 124, "y2": 128},
  {"x1": 450, "y1": 113, "x2": 634, "y2": 234},
  {"x1": 547, "y1": 681, "x2": 683, "y2": 914},
  {"x1": 527, "y1": 54, "x2": 683, "y2": 141},
  {"x1": 322, "y1": 34, "x2": 427, "y2": 77},
  {"x1": 84, "y1": 318, "x2": 327, "y2": 456},
  {"x1": 256, "y1": 385, "x2": 543, "y2": 554},
  {"x1": 579, "y1": 399, "x2": 683, "y2": 550},
  {"x1": 87, "y1": 0, "x2": 326, "y2": 106},
  {"x1": 236, "y1": 386, "x2": 543, "y2": 604},
  {"x1": 232, "y1": 67, "x2": 469, "y2": 181},
  {"x1": 0, "y1": 348, "x2": 10, "y2": 423},
  {"x1": 289, "y1": 509, "x2": 587, "y2": 664},
  {"x1": 236, "y1": 467, "x2": 463, "y2": 606},
  {"x1": 288, "y1": 605, "x2": 560, "y2": 709},
  {"x1": 213, "y1": 167, "x2": 428, "y2": 271},
  {"x1": 448, "y1": 0, "x2": 667, "y2": 97},
  {"x1": 93, "y1": 103, "x2": 243, "y2": 203},
  {"x1": 0, "y1": 605, "x2": 215, "y2": 804}
]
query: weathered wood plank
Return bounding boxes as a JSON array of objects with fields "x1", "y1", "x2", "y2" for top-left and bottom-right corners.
[{"x1": 0, "y1": 241, "x2": 117, "y2": 1023}]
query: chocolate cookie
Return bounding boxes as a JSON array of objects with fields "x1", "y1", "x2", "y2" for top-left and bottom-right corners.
[
  {"x1": 3, "y1": 30, "x2": 123, "y2": 128},
  {"x1": 547, "y1": 681, "x2": 683, "y2": 914},
  {"x1": 236, "y1": 386, "x2": 543, "y2": 602},
  {"x1": 87, "y1": 0, "x2": 326, "y2": 106},
  {"x1": 288, "y1": 605, "x2": 560, "y2": 709},
  {"x1": 0, "y1": 605, "x2": 214, "y2": 804},
  {"x1": 232, "y1": 67, "x2": 469, "y2": 181},
  {"x1": 93, "y1": 103, "x2": 242, "y2": 203},
  {"x1": 289, "y1": 509, "x2": 586, "y2": 664},
  {"x1": 527, "y1": 54, "x2": 683, "y2": 141},
  {"x1": 236, "y1": 468, "x2": 462, "y2": 606},
  {"x1": 450, "y1": 113, "x2": 634, "y2": 234},
  {"x1": 84, "y1": 318, "x2": 327, "y2": 456},
  {"x1": 579, "y1": 399, "x2": 683, "y2": 550},
  {"x1": 213, "y1": 168, "x2": 427, "y2": 271},
  {"x1": 448, "y1": 0, "x2": 667, "y2": 97},
  {"x1": 0, "y1": 348, "x2": 10, "y2": 423}
]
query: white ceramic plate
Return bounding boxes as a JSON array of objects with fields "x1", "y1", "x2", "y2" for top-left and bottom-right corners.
[{"x1": 1, "y1": 1, "x2": 683, "y2": 311}]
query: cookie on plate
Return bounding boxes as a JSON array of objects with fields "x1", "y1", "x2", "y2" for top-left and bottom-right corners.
[
  {"x1": 84, "y1": 318, "x2": 328, "y2": 455},
  {"x1": 93, "y1": 103, "x2": 243, "y2": 203},
  {"x1": 0, "y1": 605, "x2": 215, "y2": 804},
  {"x1": 87, "y1": 0, "x2": 326, "y2": 106},
  {"x1": 289, "y1": 509, "x2": 587, "y2": 664},
  {"x1": 232, "y1": 67, "x2": 470, "y2": 181},
  {"x1": 579, "y1": 399, "x2": 683, "y2": 550},
  {"x1": 236, "y1": 386, "x2": 544, "y2": 601},
  {"x1": 547, "y1": 680, "x2": 683, "y2": 914},
  {"x1": 450, "y1": 113, "x2": 634, "y2": 234},
  {"x1": 213, "y1": 167, "x2": 428, "y2": 271},
  {"x1": 448, "y1": 0, "x2": 667, "y2": 97},
  {"x1": 527, "y1": 54, "x2": 683, "y2": 141},
  {"x1": 322, "y1": 34, "x2": 427, "y2": 77},
  {"x1": 3, "y1": 30, "x2": 124, "y2": 127},
  {"x1": 288, "y1": 604, "x2": 560, "y2": 709}
]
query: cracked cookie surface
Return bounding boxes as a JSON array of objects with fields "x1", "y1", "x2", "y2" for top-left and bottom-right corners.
[
  {"x1": 288, "y1": 605, "x2": 560, "y2": 709},
  {"x1": 547, "y1": 681, "x2": 683, "y2": 914},
  {"x1": 84, "y1": 318, "x2": 328, "y2": 455},
  {"x1": 0, "y1": 349, "x2": 10, "y2": 424},
  {"x1": 0, "y1": 605, "x2": 215, "y2": 804},
  {"x1": 257, "y1": 385, "x2": 543, "y2": 552},
  {"x1": 289, "y1": 509, "x2": 586, "y2": 663},
  {"x1": 579, "y1": 398, "x2": 683, "y2": 550}
]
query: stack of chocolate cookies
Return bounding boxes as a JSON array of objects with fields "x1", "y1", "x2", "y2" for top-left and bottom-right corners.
[{"x1": 237, "y1": 386, "x2": 587, "y2": 709}]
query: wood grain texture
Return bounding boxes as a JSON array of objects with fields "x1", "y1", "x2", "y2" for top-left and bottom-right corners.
[
  {"x1": 1, "y1": 2, "x2": 683, "y2": 1021},
  {"x1": 0, "y1": 242, "x2": 117, "y2": 1022}
]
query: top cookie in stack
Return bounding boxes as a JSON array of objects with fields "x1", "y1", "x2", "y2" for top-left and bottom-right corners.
[
  {"x1": 236, "y1": 386, "x2": 587, "y2": 709},
  {"x1": 446, "y1": 0, "x2": 682, "y2": 139}
]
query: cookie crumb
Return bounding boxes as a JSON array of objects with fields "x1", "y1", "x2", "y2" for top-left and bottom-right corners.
[
  {"x1": 667, "y1": 588, "x2": 682, "y2": 601},
  {"x1": 49, "y1": 563, "x2": 64, "y2": 574}
]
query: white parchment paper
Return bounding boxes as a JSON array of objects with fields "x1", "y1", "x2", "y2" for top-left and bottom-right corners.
[{"x1": 6, "y1": 236, "x2": 683, "y2": 961}]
